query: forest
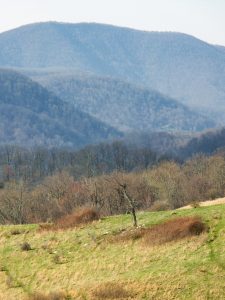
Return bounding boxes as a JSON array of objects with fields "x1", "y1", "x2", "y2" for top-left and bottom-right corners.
[{"x1": 1, "y1": 139, "x2": 225, "y2": 225}]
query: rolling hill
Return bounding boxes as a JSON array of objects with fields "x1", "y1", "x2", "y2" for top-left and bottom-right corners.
[
  {"x1": 27, "y1": 71, "x2": 216, "y2": 132},
  {"x1": 178, "y1": 127, "x2": 225, "y2": 159},
  {"x1": 0, "y1": 22, "x2": 225, "y2": 118},
  {"x1": 1, "y1": 205, "x2": 225, "y2": 299},
  {"x1": 0, "y1": 69, "x2": 121, "y2": 147}
]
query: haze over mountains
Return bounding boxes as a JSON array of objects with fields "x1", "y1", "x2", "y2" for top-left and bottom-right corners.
[
  {"x1": 1, "y1": 22, "x2": 225, "y2": 116},
  {"x1": 0, "y1": 21, "x2": 224, "y2": 147},
  {"x1": 29, "y1": 71, "x2": 215, "y2": 132},
  {"x1": 0, "y1": 69, "x2": 121, "y2": 147}
]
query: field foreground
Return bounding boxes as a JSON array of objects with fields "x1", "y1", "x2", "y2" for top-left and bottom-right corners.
[{"x1": 1, "y1": 205, "x2": 225, "y2": 299}]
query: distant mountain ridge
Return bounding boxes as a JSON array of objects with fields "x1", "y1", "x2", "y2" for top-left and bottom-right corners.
[
  {"x1": 28, "y1": 71, "x2": 216, "y2": 132},
  {"x1": 0, "y1": 22, "x2": 225, "y2": 118},
  {"x1": 178, "y1": 127, "x2": 225, "y2": 159},
  {"x1": 0, "y1": 69, "x2": 121, "y2": 147}
]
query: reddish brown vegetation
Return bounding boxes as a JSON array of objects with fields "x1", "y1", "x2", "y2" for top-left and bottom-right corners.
[
  {"x1": 40, "y1": 207, "x2": 100, "y2": 231},
  {"x1": 92, "y1": 282, "x2": 133, "y2": 299},
  {"x1": 110, "y1": 216, "x2": 206, "y2": 245},
  {"x1": 144, "y1": 216, "x2": 207, "y2": 245}
]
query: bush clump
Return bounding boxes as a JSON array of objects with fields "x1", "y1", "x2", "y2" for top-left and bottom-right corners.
[
  {"x1": 144, "y1": 216, "x2": 207, "y2": 245},
  {"x1": 21, "y1": 242, "x2": 32, "y2": 251},
  {"x1": 54, "y1": 207, "x2": 100, "y2": 230}
]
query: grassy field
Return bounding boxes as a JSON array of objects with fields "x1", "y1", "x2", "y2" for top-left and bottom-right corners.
[{"x1": 1, "y1": 205, "x2": 225, "y2": 299}]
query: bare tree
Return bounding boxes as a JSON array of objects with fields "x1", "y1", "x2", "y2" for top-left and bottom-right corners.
[{"x1": 117, "y1": 182, "x2": 137, "y2": 227}]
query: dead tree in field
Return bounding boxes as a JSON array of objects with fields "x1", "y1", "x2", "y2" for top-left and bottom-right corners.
[{"x1": 117, "y1": 183, "x2": 138, "y2": 227}]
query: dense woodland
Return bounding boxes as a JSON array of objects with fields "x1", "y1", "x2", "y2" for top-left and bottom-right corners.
[
  {"x1": 0, "y1": 69, "x2": 121, "y2": 147},
  {"x1": 30, "y1": 72, "x2": 215, "y2": 132},
  {"x1": 1, "y1": 134, "x2": 225, "y2": 224}
]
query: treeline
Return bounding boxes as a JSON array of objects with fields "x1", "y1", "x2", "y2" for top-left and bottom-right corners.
[
  {"x1": 178, "y1": 127, "x2": 225, "y2": 159},
  {"x1": 0, "y1": 142, "x2": 158, "y2": 183},
  {"x1": 1, "y1": 152, "x2": 225, "y2": 224}
]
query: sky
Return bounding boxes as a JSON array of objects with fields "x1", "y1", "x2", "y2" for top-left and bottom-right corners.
[{"x1": 0, "y1": 0, "x2": 224, "y2": 45}]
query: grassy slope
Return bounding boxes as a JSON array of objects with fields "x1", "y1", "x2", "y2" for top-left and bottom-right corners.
[{"x1": 0, "y1": 205, "x2": 225, "y2": 299}]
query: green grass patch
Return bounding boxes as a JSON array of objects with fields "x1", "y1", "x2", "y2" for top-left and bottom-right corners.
[{"x1": 0, "y1": 205, "x2": 225, "y2": 299}]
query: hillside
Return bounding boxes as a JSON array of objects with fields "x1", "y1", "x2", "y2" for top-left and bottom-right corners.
[
  {"x1": 0, "y1": 69, "x2": 121, "y2": 147},
  {"x1": 0, "y1": 204, "x2": 225, "y2": 299},
  {"x1": 178, "y1": 127, "x2": 225, "y2": 159},
  {"x1": 28, "y1": 72, "x2": 216, "y2": 132},
  {"x1": 1, "y1": 22, "x2": 225, "y2": 118}
]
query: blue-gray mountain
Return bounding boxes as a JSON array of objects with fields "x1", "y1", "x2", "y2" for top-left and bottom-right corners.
[
  {"x1": 28, "y1": 71, "x2": 216, "y2": 132},
  {"x1": 0, "y1": 69, "x2": 121, "y2": 147},
  {"x1": 0, "y1": 22, "x2": 225, "y2": 118}
]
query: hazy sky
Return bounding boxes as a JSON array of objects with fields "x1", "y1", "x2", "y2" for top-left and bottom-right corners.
[{"x1": 0, "y1": 0, "x2": 224, "y2": 45}]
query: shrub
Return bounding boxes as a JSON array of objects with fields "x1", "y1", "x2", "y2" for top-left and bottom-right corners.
[
  {"x1": 92, "y1": 282, "x2": 133, "y2": 299},
  {"x1": 54, "y1": 207, "x2": 100, "y2": 230},
  {"x1": 144, "y1": 216, "x2": 207, "y2": 245},
  {"x1": 11, "y1": 229, "x2": 23, "y2": 235},
  {"x1": 21, "y1": 242, "x2": 32, "y2": 251}
]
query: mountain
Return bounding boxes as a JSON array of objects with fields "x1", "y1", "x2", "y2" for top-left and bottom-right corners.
[
  {"x1": 27, "y1": 71, "x2": 216, "y2": 132},
  {"x1": 0, "y1": 22, "x2": 225, "y2": 118},
  {"x1": 178, "y1": 127, "x2": 225, "y2": 159},
  {"x1": 0, "y1": 69, "x2": 121, "y2": 147}
]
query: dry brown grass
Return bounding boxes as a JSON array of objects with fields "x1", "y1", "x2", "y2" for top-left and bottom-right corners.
[
  {"x1": 150, "y1": 201, "x2": 170, "y2": 211},
  {"x1": 109, "y1": 216, "x2": 206, "y2": 246},
  {"x1": 144, "y1": 216, "x2": 207, "y2": 245},
  {"x1": 27, "y1": 291, "x2": 66, "y2": 300},
  {"x1": 92, "y1": 282, "x2": 134, "y2": 299},
  {"x1": 55, "y1": 207, "x2": 99, "y2": 229},
  {"x1": 109, "y1": 227, "x2": 145, "y2": 243},
  {"x1": 39, "y1": 207, "x2": 100, "y2": 231}
]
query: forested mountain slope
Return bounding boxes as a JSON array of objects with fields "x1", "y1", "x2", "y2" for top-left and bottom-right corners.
[
  {"x1": 0, "y1": 22, "x2": 225, "y2": 118},
  {"x1": 0, "y1": 69, "x2": 121, "y2": 147},
  {"x1": 178, "y1": 127, "x2": 225, "y2": 158},
  {"x1": 28, "y1": 71, "x2": 216, "y2": 132}
]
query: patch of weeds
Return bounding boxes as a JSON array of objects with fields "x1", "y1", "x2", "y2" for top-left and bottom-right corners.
[
  {"x1": 11, "y1": 229, "x2": 24, "y2": 235},
  {"x1": 51, "y1": 207, "x2": 100, "y2": 231},
  {"x1": 144, "y1": 216, "x2": 207, "y2": 246},
  {"x1": 92, "y1": 282, "x2": 134, "y2": 299},
  {"x1": 21, "y1": 242, "x2": 32, "y2": 251},
  {"x1": 27, "y1": 291, "x2": 69, "y2": 300},
  {"x1": 0, "y1": 264, "x2": 7, "y2": 272}
]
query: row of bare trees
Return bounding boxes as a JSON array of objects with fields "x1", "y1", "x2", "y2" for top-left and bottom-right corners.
[
  {"x1": 0, "y1": 142, "x2": 157, "y2": 184},
  {"x1": 1, "y1": 152, "x2": 225, "y2": 224}
]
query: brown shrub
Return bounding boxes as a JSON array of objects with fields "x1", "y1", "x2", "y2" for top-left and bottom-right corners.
[
  {"x1": 28, "y1": 291, "x2": 66, "y2": 300},
  {"x1": 92, "y1": 282, "x2": 133, "y2": 299},
  {"x1": 21, "y1": 242, "x2": 32, "y2": 251},
  {"x1": 54, "y1": 207, "x2": 100, "y2": 230},
  {"x1": 11, "y1": 229, "x2": 23, "y2": 235},
  {"x1": 144, "y1": 216, "x2": 207, "y2": 245}
]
